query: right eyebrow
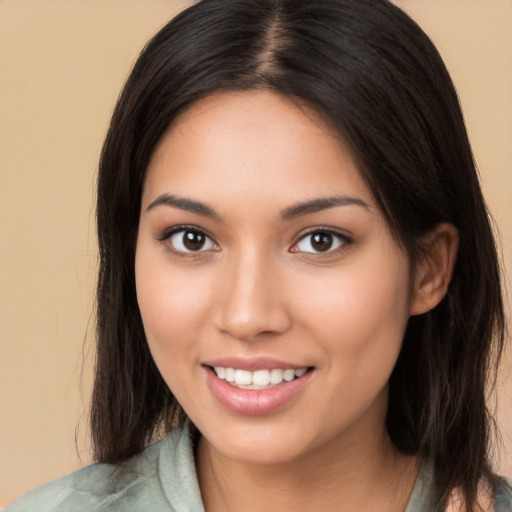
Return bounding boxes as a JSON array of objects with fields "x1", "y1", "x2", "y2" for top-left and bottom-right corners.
[
  {"x1": 280, "y1": 195, "x2": 370, "y2": 221},
  {"x1": 145, "y1": 193, "x2": 221, "y2": 221}
]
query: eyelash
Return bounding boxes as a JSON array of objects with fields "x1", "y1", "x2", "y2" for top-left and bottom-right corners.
[
  {"x1": 291, "y1": 228, "x2": 353, "y2": 256},
  {"x1": 156, "y1": 225, "x2": 353, "y2": 256},
  {"x1": 156, "y1": 225, "x2": 219, "y2": 255}
]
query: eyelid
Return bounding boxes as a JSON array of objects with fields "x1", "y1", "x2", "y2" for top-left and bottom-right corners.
[
  {"x1": 155, "y1": 224, "x2": 219, "y2": 253},
  {"x1": 155, "y1": 224, "x2": 351, "y2": 255},
  {"x1": 290, "y1": 227, "x2": 353, "y2": 254}
]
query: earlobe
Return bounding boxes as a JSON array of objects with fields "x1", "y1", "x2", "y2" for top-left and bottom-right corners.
[{"x1": 409, "y1": 223, "x2": 459, "y2": 316}]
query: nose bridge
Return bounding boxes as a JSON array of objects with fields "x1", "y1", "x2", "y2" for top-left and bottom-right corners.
[{"x1": 213, "y1": 244, "x2": 290, "y2": 340}]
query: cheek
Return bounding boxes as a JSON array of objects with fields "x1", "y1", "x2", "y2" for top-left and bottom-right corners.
[
  {"x1": 134, "y1": 245, "x2": 212, "y2": 365},
  {"x1": 293, "y1": 251, "x2": 412, "y2": 372}
]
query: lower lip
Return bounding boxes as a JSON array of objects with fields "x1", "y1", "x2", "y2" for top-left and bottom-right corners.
[{"x1": 204, "y1": 367, "x2": 313, "y2": 416}]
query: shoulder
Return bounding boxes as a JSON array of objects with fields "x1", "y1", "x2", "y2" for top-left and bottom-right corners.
[
  {"x1": 493, "y1": 477, "x2": 512, "y2": 512},
  {"x1": 5, "y1": 424, "x2": 199, "y2": 512},
  {"x1": 445, "y1": 477, "x2": 512, "y2": 512}
]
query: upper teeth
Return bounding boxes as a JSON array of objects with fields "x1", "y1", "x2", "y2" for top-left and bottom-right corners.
[{"x1": 214, "y1": 367, "x2": 307, "y2": 389}]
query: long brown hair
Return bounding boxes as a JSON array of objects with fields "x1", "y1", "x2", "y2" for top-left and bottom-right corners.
[{"x1": 92, "y1": 1, "x2": 505, "y2": 509}]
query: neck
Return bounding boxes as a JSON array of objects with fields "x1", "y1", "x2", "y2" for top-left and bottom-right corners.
[{"x1": 196, "y1": 407, "x2": 420, "y2": 512}]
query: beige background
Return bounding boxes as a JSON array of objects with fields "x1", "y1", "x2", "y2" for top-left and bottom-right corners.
[{"x1": 0, "y1": 0, "x2": 510, "y2": 507}]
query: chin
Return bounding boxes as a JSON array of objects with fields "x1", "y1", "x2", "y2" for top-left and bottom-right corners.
[
  {"x1": 198, "y1": 418, "x2": 320, "y2": 466},
  {"x1": 216, "y1": 439, "x2": 306, "y2": 466}
]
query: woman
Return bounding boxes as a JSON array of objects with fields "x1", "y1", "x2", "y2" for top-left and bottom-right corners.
[{"x1": 8, "y1": 0, "x2": 511, "y2": 510}]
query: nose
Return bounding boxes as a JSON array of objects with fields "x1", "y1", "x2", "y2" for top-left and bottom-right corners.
[{"x1": 212, "y1": 249, "x2": 292, "y2": 342}]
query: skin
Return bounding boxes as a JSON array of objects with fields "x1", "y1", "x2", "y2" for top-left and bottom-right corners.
[{"x1": 135, "y1": 91, "x2": 458, "y2": 512}]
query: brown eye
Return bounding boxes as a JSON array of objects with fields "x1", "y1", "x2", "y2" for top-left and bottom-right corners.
[
  {"x1": 183, "y1": 231, "x2": 205, "y2": 250},
  {"x1": 295, "y1": 231, "x2": 346, "y2": 253},
  {"x1": 311, "y1": 233, "x2": 334, "y2": 252},
  {"x1": 169, "y1": 229, "x2": 217, "y2": 252}
]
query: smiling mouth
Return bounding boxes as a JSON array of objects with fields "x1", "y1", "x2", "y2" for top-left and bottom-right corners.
[{"x1": 209, "y1": 366, "x2": 312, "y2": 390}]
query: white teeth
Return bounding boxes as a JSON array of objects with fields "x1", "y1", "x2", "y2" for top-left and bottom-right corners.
[
  {"x1": 213, "y1": 366, "x2": 308, "y2": 388},
  {"x1": 214, "y1": 367, "x2": 226, "y2": 379},
  {"x1": 225, "y1": 367, "x2": 235, "y2": 382},
  {"x1": 283, "y1": 369, "x2": 295, "y2": 381},
  {"x1": 252, "y1": 370, "x2": 270, "y2": 386},
  {"x1": 269, "y1": 369, "x2": 283, "y2": 384},
  {"x1": 234, "y1": 369, "x2": 252, "y2": 386}
]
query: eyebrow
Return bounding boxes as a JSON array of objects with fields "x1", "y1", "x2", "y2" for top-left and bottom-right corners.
[
  {"x1": 146, "y1": 193, "x2": 370, "y2": 221},
  {"x1": 146, "y1": 193, "x2": 221, "y2": 220},
  {"x1": 280, "y1": 195, "x2": 370, "y2": 220}
]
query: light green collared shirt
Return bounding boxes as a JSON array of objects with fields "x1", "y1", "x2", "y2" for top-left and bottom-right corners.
[{"x1": 7, "y1": 423, "x2": 512, "y2": 512}]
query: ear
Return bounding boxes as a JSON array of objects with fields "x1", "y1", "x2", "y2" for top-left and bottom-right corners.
[{"x1": 409, "y1": 223, "x2": 459, "y2": 316}]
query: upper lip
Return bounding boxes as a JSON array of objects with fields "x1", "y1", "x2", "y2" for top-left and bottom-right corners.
[{"x1": 202, "y1": 356, "x2": 311, "y2": 372}]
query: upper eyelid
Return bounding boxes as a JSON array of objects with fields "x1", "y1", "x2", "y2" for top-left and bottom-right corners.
[
  {"x1": 156, "y1": 224, "x2": 215, "y2": 242},
  {"x1": 157, "y1": 225, "x2": 219, "y2": 255},
  {"x1": 295, "y1": 226, "x2": 353, "y2": 242},
  {"x1": 155, "y1": 224, "x2": 352, "y2": 250},
  {"x1": 291, "y1": 228, "x2": 353, "y2": 254}
]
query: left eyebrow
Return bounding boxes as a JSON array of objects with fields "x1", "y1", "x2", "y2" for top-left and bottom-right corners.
[
  {"x1": 145, "y1": 193, "x2": 221, "y2": 220},
  {"x1": 280, "y1": 195, "x2": 370, "y2": 221}
]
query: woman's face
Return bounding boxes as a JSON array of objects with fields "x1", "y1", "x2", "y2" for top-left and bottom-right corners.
[{"x1": 135, "y1": 91, "x2": 415, "y2": 465}]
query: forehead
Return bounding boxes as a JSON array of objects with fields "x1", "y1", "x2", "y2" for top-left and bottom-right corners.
[{"x1": 143, "y1": 91, "x2": 373, "y2": 209}]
